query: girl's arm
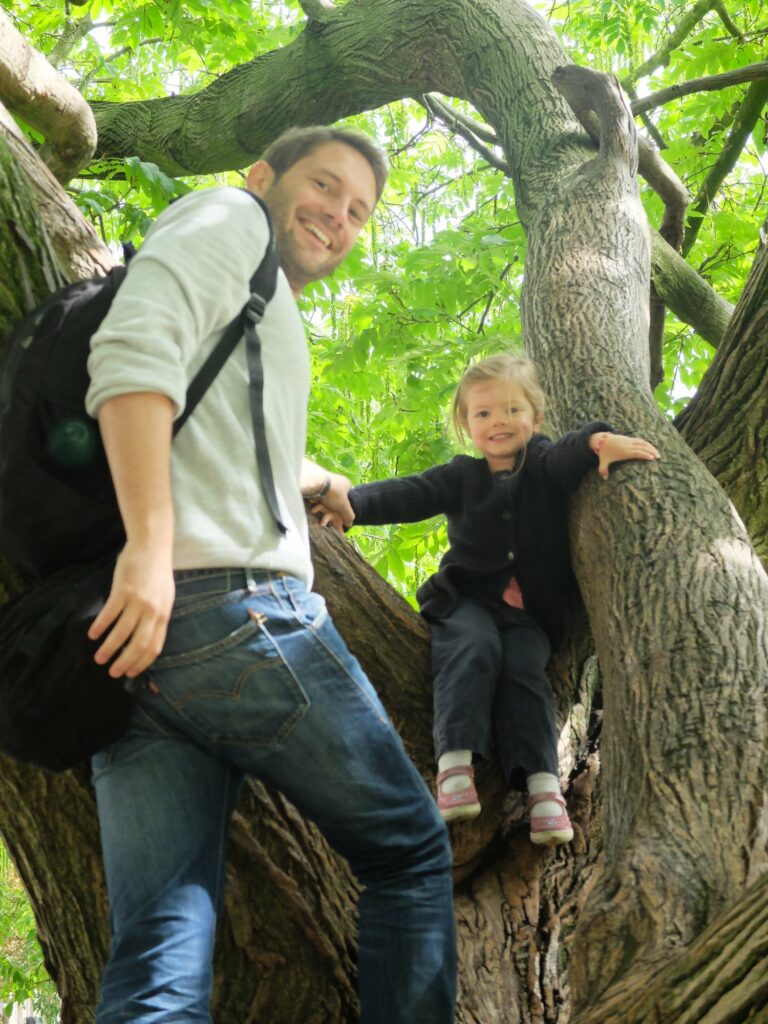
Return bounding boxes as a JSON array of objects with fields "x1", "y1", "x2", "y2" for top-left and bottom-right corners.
[
  {"x1": 313, "y1": 458, "x2": 465, "y2": 531},
  {"x1": 528, "y1": 422, "x2": 658, "y2": 492},
  {"x1": 589, "y1": 431, "x2": 659, "y2": 480}
]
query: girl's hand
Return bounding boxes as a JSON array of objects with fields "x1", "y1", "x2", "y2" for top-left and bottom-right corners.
[
  {"x1": 590, "y1": 432, "x2": 660, "y2": 481},
  {"x1": 310, "y1": 503, "x2": 346, "y2": 535}
]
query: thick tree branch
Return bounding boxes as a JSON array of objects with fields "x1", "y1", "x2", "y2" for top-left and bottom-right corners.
[
  {"x1": 682, "y1": 78, "x2": 768, "y2": 255},
  {"x1": 632, "y1": 60, "x2": 768, "y2": 117},
  {"x1": 0, "y1": 10, "x2": 96, "y2": 183},
  {"x1": 422, "y1": 93, "x2": 510, "y2": 173},
  {"x1": 0, "y1": 100, "x2": 112, "y2": 316},
  {"x1": 651, "y1": 232, "x2": 733, "y2": 346},
  {"x1": 575, "y1": 871, "x2": 768, "y2": 1023},
  {"x1": 552, "y1": 65, "x2": 689, "y2": 250},
  {"x1": 676, "y1": 219, "x2": 768, "y2": 563}
]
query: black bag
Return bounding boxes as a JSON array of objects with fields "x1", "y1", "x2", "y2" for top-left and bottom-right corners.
[
  {"x1": 0, "y1": 191, "x2": 279, "y2": 578},
  {"x1": 0, "y1": 191, "x2": 279, "y2": 770},
  {"x1": 0, "y1": 560, "x2": 135, "y2": 771}
]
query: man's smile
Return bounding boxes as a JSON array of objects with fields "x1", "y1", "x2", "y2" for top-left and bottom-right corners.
[{"x1": 299, "y1": 218, "x2": 332, "y2": 249}]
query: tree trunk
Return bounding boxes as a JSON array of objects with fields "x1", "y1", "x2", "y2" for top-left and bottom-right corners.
[{"x1": 1, "y1": 1, "x2": 767, "y2": 1021}]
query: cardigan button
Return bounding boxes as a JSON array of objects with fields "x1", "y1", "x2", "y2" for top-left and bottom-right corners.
[
  {"x1": 502, "y1": 510, "x2": 512, "y2": 520},
  {"x1": 507, "y1": 551, "x2": 515, "y2": 561}
]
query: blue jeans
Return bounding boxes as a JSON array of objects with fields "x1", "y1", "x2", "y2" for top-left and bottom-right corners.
[{"x1": 92, "y1": 569, "x2": 456, "y2": 1024}]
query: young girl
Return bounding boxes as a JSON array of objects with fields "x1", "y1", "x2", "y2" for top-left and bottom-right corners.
[{"x1": 322, "y1": 355, "x2": 658, "y2": 844}]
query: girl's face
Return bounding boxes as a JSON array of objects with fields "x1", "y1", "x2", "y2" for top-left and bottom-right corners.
[{"x1": 462, "y1": 379, "x2": 542, "y2": 471}]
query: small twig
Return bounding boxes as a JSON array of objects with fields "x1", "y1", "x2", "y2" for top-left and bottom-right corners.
[
  {"x1": 632, "y1": 60, "x2": 768, "y2": 116},
  {"x1": 477, "y1": 263, "x2": 512, "y2": 334}
]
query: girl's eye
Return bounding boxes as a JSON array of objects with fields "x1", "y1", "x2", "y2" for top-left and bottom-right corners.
[{"x1": 315, "y1": 179, "x2": 329, "y2": 190}]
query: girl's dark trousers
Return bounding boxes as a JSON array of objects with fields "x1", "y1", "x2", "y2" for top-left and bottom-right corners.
[{"x1": 428, "y1": 595, "x2": 559, "y2": 789}]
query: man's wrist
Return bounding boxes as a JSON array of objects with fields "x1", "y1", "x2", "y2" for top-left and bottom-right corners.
[{"x1": 302, "y1": 473, "x2": 332, "y2": 501}]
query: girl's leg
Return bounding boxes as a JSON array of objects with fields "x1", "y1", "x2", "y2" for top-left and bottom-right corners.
[
  {"x1": 429, "y1": 598, "x2": 501, "y2": 819},
  {"x1": 496, "y1": 617, "x2": 573, "y2": 844}
]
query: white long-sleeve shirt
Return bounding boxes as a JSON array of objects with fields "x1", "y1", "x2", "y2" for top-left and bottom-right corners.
[{"x1": 86, "y1": 187, "x2": 314, "y2": 586}]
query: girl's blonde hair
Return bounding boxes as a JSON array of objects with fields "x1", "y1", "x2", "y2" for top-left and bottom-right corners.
[{"x1": 451, "y1": 354, "x2": 546, "y2": 443}]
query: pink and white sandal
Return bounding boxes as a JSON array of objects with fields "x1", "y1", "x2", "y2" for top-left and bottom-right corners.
[
  {"x1": 527, "y1": 791, "x2": 573, "y2": 845},
  {"x1": 436, "y1": 766, "x2": 481, "y2": 822}
]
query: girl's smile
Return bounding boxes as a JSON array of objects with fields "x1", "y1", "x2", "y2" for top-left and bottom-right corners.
[{"x1": 463, "y1": 379, "x2": 542, "y2": 471}]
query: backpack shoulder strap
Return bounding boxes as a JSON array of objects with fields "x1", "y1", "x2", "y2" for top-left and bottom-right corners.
[{"x1": 174, "y1": 193, "x2": 278, "y2": 435}]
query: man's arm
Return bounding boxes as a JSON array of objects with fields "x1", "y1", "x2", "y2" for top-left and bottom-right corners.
[
  {"x1": 301, "y1": 458, "x2": 354, "y2": 528},
  {"x1": 88, "y1": 392, "x2": 176, "y2": 679}
]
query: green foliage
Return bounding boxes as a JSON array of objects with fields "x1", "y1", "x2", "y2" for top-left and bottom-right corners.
[{"x1": 0, "y1": 846, "x2": 59, "y2": 1023}]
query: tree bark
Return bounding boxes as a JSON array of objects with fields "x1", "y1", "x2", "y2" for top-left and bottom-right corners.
[
  {"x1": 676, "y1": 220, "x2": 768, "y2": 564},
  {"x1": 520, "y1": 64, "x2": 768, "y2": 1011}
]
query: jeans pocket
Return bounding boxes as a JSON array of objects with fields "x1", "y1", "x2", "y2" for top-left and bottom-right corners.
[
  {"x1": 285, "y1": 586, "x2": 328, "y2": 633},
  {"x1": 149, "y1": 616, "x2": 311, "y2": 749}
]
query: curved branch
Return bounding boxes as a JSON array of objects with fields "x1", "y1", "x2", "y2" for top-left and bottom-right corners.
[
  {"x1": 422, "y1": 93, "x2": 499, "y2": 144},
  {"x1": 421, "y1": 93, "x2": 510, "y2": 174},
  {"x1": 0, "y1": 10, "x2": 96, "y2": 183},
  {"x1": 552, "y1": 65, "x2": 689, "y2": 250},
  {"x1": 676, "y1": 220, "x2": 768, "y2": 563},
  {"x1": 714, "y1": 0, "x2": 745, "y2": 40},
  {"x1": 682, "y1": 78, "x2": 768, "y2": 255},
  {"x1": 632, "y1": 60, "x2": 768, "y2": 117}
]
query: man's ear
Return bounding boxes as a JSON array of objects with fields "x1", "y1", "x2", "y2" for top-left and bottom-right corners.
[{"x1": 246, "y1": 160, "x2": 275, "y2": 197}]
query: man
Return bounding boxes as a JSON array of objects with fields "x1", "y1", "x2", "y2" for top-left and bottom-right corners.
[{"x1": 84, "y1": 127, "x2": 456, "y2": 1023}]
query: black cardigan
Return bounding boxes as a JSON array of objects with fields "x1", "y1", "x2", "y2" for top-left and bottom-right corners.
[{"x1": 349, "y1": 422, "x2": 611, "y2": 641}]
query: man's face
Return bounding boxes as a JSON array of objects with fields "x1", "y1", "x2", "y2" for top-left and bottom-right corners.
[{"x1": 246, "y1": 141, "x2": 378, "y2": 295}]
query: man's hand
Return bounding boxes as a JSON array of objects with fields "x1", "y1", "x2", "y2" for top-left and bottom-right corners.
[
  {"x1": 89, "y1": 541, "x2": 175, "y2": 679},
  {"x1": 301, "y1": 458, "x2": 355, "y2": 528},
  {"x1": 92, "y1": 391, "x2": 176, "y2": 679},
  {"x1": 590, "y1": 431, "x2": 660, "y2": 481}
]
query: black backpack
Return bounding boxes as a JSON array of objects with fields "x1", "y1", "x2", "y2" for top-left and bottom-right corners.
[{"x1": 0, "y1": 191, "x2": 280, "y2": 770}]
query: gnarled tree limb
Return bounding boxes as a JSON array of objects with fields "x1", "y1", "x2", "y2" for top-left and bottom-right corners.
[{"x1": 0, "y1": 9, "x2": 96, "y2": 183}]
